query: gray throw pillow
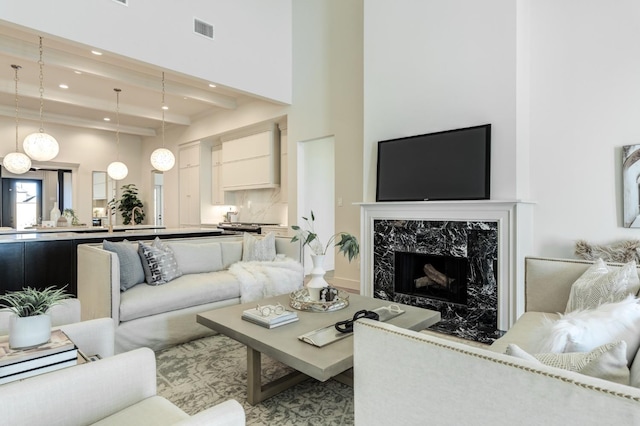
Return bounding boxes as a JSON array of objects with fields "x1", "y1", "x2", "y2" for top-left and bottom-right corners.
[
  {"x1": 103, "y1": 240, "x2": 145, "y2": 291},
  {"x1": 138, "y1": 238, "x2": 182, "y2": 285}
]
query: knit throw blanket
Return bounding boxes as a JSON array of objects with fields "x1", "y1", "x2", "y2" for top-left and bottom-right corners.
[{"x1": 230, "y1": 258, "x2": 304, "y2": 303}]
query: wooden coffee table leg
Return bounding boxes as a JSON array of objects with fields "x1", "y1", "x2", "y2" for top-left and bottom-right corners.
[{"x1": 246, "y1": 346, "x2": 310, "y2": 405}]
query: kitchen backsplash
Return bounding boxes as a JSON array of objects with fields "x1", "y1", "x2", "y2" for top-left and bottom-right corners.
[{"x1": 203, "y1": 187, "x2": 287, "y2": 225}]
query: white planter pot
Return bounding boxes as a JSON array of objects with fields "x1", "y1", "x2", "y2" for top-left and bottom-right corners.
[
  {"x1": 9, "y1": 314, "x2": 52, "y2": 349},
  {"x1": 306, "y1": 254, "x2": 329, "y2": 301}
]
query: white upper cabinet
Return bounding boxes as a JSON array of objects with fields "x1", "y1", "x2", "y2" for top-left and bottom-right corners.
[{"x1": 221, "y1": 123, "x2": 280, "y2": 191}]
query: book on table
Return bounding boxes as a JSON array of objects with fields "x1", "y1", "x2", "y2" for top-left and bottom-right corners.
[
  {"x1": 0, "y1": 329, "x2": 78, "y2": 384},
  {"x1": 241, "y1": 304, "x2": 298, "y2": 328}
]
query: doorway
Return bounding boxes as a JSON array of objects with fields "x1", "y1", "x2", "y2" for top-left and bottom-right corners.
[
  {"x1": 1, "y1": 179, "x2": 42, "y2": 229},
  {"x1": 152, "y1": 171, "x2": 164, "y2": 226},
  {"x1": 297, "y1": 136, "x2": 335, "y2": 274}
]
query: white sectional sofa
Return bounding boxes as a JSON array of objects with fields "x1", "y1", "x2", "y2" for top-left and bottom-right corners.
[
  {"x1": 353, "y1": 256, "x2": 640, "y2": 425},
  {"x1": 77, "y1": 234, "x2": 302, "y2": 353}
]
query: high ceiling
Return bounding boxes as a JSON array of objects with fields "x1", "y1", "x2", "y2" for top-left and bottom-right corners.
[{"x1": 0, "y1": 23, "x2": 257, "y2": 137}]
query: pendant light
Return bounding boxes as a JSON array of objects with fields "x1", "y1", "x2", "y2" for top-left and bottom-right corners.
[
  {"x1": 23, "y1": 36, "x2": 59, "y2": 162},
  {"x1": 107, "y1": 88, "x2": 128, "y2": 180},
  {"x1": 149, "y1": 72, "x2": 175, "y2": 171},
  {"x1": 3, "y1": 65, "x2": 32, "y2": 175}
]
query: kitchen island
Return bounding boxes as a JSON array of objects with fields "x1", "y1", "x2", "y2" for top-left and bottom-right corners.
[{"x1": 0, "y1": 227, "x2": 231, "y2": 296}]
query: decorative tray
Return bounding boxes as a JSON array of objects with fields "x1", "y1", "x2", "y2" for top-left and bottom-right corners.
[{"x1": 289, "y1": 288, "x2": 349, "y2": 312}]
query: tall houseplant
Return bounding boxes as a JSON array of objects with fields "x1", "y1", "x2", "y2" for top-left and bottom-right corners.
[
  {"x1": 112, "y1": 183, "x2": 145, "y2": 225},
  {"x1": 291, "y1": 211, "x2": 359, "y2": 300},
  {"x1": 0, "y1": 286, "x2": 71, "y2": 349}
]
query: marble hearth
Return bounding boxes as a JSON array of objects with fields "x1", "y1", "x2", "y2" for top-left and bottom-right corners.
[{"x1": 359, "y1": 201, "x2": 533, "y2": 342}]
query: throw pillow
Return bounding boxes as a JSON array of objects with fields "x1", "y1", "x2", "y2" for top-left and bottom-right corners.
[
  {"x1": 137, "y1": 239, "x2": 182, "y2": 285},
  {"x1": 506, "y1": 341, "x2": 630, "y2": 385},
  {"x1": 532, "y1": 294, "x2": 640, "y2": 365},
  {"x1": 565, "y1": 258, "x2": 640, "y2": 313},
  {"x1": 166, "y1": 242, "x2": 223, "y2": 274},
  {"x1": 103, "y1": 240, "x2": 145, "y2": 291},
  {"x1": 242, "y1": 232, "x2": 277, "y2": 261},
  {"x1": 575, "y1": 239, "x2": 640, "y2": 263}
]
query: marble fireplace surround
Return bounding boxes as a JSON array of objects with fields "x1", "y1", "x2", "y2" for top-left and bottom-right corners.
[{"x1": 359, "y1": 201, "x2": 533, "y2": 337}]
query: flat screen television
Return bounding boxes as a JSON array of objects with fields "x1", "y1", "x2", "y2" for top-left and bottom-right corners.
[{"x1": 376, "y1": 124, "x2": 491, "y2": 202}]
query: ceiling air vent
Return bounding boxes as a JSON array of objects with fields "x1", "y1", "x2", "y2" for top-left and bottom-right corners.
[
  {"x1": 112, "y1": 0, "x2": 127, "y2": 5},
  {"x1": 194, "y1": 18, "x2": 214, "y2": 40}
]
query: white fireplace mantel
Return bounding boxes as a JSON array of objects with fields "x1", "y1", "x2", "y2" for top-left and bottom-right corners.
[{"x1": 359, "y1": 200, "x2": 534, "y2": 331}]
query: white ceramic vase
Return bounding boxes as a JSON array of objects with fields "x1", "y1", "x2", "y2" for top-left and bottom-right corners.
[
  {"x1": 9, "y1": 314, "x2": 52, "y2": 349},
  {"x1": 50, "y1": 202, "x2": 61, "y2": 224},
  {"x1": 306, "y1": 254, "x2": 329, "y2": 301}
]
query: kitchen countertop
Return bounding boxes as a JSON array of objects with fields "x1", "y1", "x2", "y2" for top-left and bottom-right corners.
[
  {"x1": 2, "y1": 224, "x2": 163, "y2": 234},
  {"x1": 0, "y1": 227, "x2": 229, "y2": 243}
]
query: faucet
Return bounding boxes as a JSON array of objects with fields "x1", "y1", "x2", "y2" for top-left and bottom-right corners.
[
  {"x1": 107, "y1": 204, "x2": 113, "y2": 233},
  {"x1": 131, "y1": 206, "x2": 143, "y2": 226}
]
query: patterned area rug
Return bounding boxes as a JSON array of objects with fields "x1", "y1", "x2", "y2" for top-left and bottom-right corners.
[{"x1": 155, "y1": 334, "x2": 354, "y2": 425}]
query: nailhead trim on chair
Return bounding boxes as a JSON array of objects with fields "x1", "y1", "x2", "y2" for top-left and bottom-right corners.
[{"x1": 358, "y1": 321, "x2": 640, "y2": 402}]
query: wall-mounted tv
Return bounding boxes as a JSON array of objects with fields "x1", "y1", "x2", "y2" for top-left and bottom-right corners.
[{"x1": 376, "y1": 124, "x2": 491, "y2": 202}]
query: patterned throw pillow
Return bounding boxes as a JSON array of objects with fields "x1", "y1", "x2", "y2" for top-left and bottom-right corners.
[
  {"x1": 137, "y1": 238, "x2": 182, "y2": 285},
  {"x1": 506, "y1": 341, "x2": 630, "y2": 385},
  {"x1": 565, "y1": 258, "x2": 640, "y2": 312},
  {"x1": 242, "y1": 232, "x2": 277, "y2": 261}
]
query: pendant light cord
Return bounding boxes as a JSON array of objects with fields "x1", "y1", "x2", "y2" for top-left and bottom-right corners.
[
  {"x1": 162, "y1": 72, "x2": 166, "y2": 148},
  {"x1": 12, "y1": 64, "x2": 21, "y2": 151},
  {"x1": 37, "y1": 36, "x2": 45, "y2": 133},
  {"x1": 114, "y1": 88, "x2": 121, "y2": 161}
]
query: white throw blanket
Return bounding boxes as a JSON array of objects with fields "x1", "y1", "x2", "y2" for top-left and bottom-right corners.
[{"x1": 230, "y1": 258, "x2": 304, "y2": 303}]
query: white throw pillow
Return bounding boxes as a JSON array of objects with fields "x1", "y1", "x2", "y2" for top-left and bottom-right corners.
[
  {"x1": 166, "y1": 242, "x2": 223, "y2": 274},
  {"x1": 565, "y1": 258, "x2": 640, "y2": 313},
  {"x1": 506, "y1": 341, "x2": 630, "y2": 385},
  {"x1": 242, "y1": 232, "x2": 277, "y2": 261},
  {"x1": 532, "y1": 295, "x2": 640, "y2": 365}
]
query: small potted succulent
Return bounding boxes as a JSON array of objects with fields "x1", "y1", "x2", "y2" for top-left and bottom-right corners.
[
  {"x1": 291, "y1": 211, "x2": 359, "y2": 300},
  {"x1": 0, "y1": 286, "x2": 71, "y2": 349}
]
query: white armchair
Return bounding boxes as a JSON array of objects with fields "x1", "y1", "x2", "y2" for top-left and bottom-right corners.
[{"x1": 0, "y1": 347, "x2": 245, "y2": 426}]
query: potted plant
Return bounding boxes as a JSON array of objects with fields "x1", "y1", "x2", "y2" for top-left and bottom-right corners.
[
  {"x1": 0, "y1": 286, "x2": 71, "y2": 349},
  {"x1": 112, "y1": 183, "x2": 145, "y2": 225},
  {"x1": 291, "y1": 211, "x2": 359, "y2": 300},
  {"x1": 63, "y1": 208, "x2": 80, "y2": 226}
]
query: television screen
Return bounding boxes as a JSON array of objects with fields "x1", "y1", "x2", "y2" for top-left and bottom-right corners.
[{"x1": 376, "y1": 124, "x2": 491, "y2": 202}]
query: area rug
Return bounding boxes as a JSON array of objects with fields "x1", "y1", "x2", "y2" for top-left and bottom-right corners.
[{"x1": 155, "y1": 334, "x2": 354, "y2": 425}]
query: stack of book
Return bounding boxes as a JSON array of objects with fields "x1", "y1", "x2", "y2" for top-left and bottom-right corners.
[
  {"x1": 0, "y1": 329, "x2": 78, "y2": 384},
  {"x1": 242, "y1": 305, "x2": 299, "y2": 329}
]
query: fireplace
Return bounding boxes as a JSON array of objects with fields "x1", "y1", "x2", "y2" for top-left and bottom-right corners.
[
  {"x1": 394, "y1": 252, "x2": 468, "y2": 306},
  {"x1": 359, "y1": 200, "x2": 534, "y2": 343}
]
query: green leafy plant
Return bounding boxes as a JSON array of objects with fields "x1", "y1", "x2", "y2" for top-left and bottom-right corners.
[
  {"x1": 291, "y1": 210, "x2": 360, "y2": 262},
  {"x1": 112, "y1": 183, "x2": 145, "y2": 225},
  {"x1": 63, "y1": 208, "x2": 80, "y2": 226},
  {"x1": 0, "y1": 286, "x2": 71, "y2": 317}
]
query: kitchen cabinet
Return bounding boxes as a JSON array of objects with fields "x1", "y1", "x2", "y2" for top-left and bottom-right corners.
[
  {"x1": 280, "y1": 125, "x2": 288, "y2": 204},
  {"x1": 221, "y1": 124, "x2": 280, "y2": 191},
  {"x1": 211, "y1": 143, "x2": 224, "y2": 205},
  {"x1": 179, "y1": 141, "x2": 212, "y2": 227}
]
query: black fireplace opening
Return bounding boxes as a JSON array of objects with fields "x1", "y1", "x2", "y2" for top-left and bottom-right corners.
[{"x1": 394, "y1": 251, "x2": 468, "y2": 306}]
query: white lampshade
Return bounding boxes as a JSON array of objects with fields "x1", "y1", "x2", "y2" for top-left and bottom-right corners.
[
  {"x1": 3, "y1": 152, "x2": 32, "y2": 174},
  {"x1": 107, "y1": 161, "x2": 128, "y2": 180},
  {"x1": 150, "y1": 148, "x2": 175, "y2": 171},
  {"x1": 23, "y1": 131, "x2": 59, "y2": 161}
]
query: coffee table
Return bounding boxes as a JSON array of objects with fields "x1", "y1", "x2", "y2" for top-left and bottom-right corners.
[{"x1": 196, "y1": 292, "x2": 440, "y2": 404}]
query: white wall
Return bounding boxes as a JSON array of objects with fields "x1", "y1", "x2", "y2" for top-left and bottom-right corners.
[
  {"x1": 3, "y1": 0, "x2": 292, "y2": 104},
  {"x1": 363, "y1": 0, "x2": 519, "y2": 202},
  {"x1": 364, "y1": 0, "x2": 640, "y2": 258}
]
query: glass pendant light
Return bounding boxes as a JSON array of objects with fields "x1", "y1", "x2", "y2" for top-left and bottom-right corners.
[
  {"x1": 3, "y1": 65, "x2": 32, "y2": 175},
  {"x1": 150, "y1": 72, "x2": 175, "y2": 171},
  {"x1": 107, "y1": 88, "x2": 128, "y2": 180},
  {"x1": 23, "y1": 36, "x2": 59, "y2": 162}
]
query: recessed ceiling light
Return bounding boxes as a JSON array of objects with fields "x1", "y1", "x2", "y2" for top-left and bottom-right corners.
[
  {"x1": 59, "y1": 84, "x2": 69, "y2": 89},
  {"x1": 162, "y1": 105, "x2": 169, "y2": 110},
  {"x1": 104, "y1": 117, "x2": 111, "y2": 122},
  {"x1": 74, "y1": 70, "x2": 82, "y2": 75},
  {"x1": 91, "y1": 50, "x2": 103, "y2": 56},
  {"x1": 208, "y1": 83, "x2": 216, "y2": 88}
]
